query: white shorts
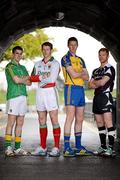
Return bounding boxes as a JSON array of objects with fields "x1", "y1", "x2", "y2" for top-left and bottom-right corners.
[
  {"x1": 36, "y1": 87, "x2": 59, "y2": 111},
  {"x1": 6, "y1": 96, "x2": 27, "y2": 116}
]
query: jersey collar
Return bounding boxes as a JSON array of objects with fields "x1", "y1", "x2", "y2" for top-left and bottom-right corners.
[
  {"x1": 100, "y1": 63, "x2": 110, "y2": 68},
  {"x1": 42, "y1": 56, "x2": 54, "y2": 64},
  {"x1": 11, "y1": 59, "x2": 20, "y2": 66},
  {"x1": 67, "y1": 51, "x2": 77, "y2": 57}
]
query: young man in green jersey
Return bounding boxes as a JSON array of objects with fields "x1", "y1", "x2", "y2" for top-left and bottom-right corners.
[{"x1": 5, "y1": 46, "x2": 31, "y2": 156}]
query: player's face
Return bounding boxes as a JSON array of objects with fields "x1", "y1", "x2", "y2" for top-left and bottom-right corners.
[
  {"x1": 99, "y1": 51, "x2": 109, "y2": 64},
  {"x1": 13, "y1": 50, "x2": 23, "y2": 63},
  {"x1": 42, "y1": 46, "x2": 52, "y2": 58},
  {"x1": 68, "y1": 41, "x2": 78, "y2": 54}
]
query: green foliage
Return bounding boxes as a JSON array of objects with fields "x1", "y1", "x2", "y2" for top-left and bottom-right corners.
[
  {"x1": 27, "y1": 89, "x2": 36, "y2": 105},
  {"x1": 85, "y1": 89, "x2": 116, "y2": 100},
  {"x1": 58, "y1": 89, "x2": 64, "y2": 105},
  {"x1": 3, "y1": 29, "x2": 53, "y2": 60},
  {"x1": 0, "y1": 89, "x2": 116, "y2": 105},
  {"x1": 85, "y1": 89, "x2": 94, "y2": 100},
  {"x1": 111, "y1": 89, "x2": 116, "y2": 98},
  {"x1": 0, "y1": 90, "x2": 6, "y2": 103}
]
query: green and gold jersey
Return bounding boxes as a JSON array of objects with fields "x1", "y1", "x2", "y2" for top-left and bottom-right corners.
[{"x1": 5, "y1": 60, "x2": 29, "y2": 100}]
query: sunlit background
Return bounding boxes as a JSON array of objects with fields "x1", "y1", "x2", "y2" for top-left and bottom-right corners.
[
  {"x1": 0, "y1": 27, "x2": 117, "y2": 145},
  {"x1": 0, "y1": 27, "x2": 116, "y2": 89}
]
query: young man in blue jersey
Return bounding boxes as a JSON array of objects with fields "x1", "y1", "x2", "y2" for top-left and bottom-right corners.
[{"x1": 61, "y1": 37, "x2": 91, "y2": 157}]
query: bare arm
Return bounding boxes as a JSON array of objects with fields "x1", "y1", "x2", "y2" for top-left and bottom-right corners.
[
  {"x1": 66, "y1": 66, "x2": 89, "y2": 80},
  {"x1": 81, "y1": 68, "x2": 89, "y2": 81},
  {"x1": 24, "y1": 79, "x2": 32, "y2": 86},
  {"x1": 88, "y1": 79, "x2": 97, "y2": 89},
  {"x1": 13, "y1": 76, "x2": 29, "y2": 84},
  {"x1": 89, "y1": 76, "x2": 110, "y2": 89},
  {"x1": 93, "y1": 76, "x2": 110, "y2": 88}
]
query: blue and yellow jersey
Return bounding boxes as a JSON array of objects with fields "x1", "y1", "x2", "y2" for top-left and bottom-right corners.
[{"x1": 61, "y1": 51, "x2": 86, "y2": 86}]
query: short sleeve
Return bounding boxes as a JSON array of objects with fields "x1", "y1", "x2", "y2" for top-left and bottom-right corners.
[
  {"x1": 80, "y1": 57, "x2": 86, "y2": 68},
  {"x1": 61, "y1": 55, "x2": 72, "y2": 67}
]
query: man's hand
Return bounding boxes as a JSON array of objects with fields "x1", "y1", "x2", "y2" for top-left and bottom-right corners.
[
  {"x1": 80, "y1": 69, "x2": 89, "y2": 81},
  {"x1": 88, "y1": 81, "x2": 97, "y2": 89},
  {"x1": 24, "y1": 79, "x2": 31, "y2": 86}
]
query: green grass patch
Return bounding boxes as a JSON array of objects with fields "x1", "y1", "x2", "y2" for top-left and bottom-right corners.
[
  {"x1": 85, "y1": 89, "x2": 94, "y2": 100},
  {"x1": 0, "y1": 90, "x2": 6, "y2": 103},
  {"x1": 85, "y1": 89, "x2": 116, "y2": 100},
  {"x1": 27, "y1": 89, "x2": 36, "y2": 105},
  {"x1": 0, "y1": 88, "x2": 116, "y2": 105}
]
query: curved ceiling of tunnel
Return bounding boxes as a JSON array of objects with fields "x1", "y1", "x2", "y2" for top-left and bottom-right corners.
[{"x1": 0, "y1": 0, "x2": 120, "y2": 60}]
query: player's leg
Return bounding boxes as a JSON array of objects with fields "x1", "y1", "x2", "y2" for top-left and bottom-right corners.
[
  {"x1": 74, "y1": 107, "x2": 84, "y2": 149},
  {"x1": 63, "y1": 105, "x2": 75, "y2": 157},
  {"x1": 31, "y1": 111, "x2": 47, "y2": 156},
  {"x1": 99, "y1": 92, "x2": 115, "y2": 156},
  {"x1": 14, "y1": 96, "x2": 28, "y2": 155},
  {"x1": 103, "y1": 112, "x2": 115, "y2": 156},
  {"x1": 14, "y1": 115, "x2": 24, "y2": 149},
  {"x1": 92, "y1": 94, "x2": 107, "y2": 155},
  {"x1": 93, "y1": 114, "x2": 107, "y2": 155},
  {"x1": 5, "y1": 114, "x2": 16, "y2": 156},
  {"x1": 49, "y1": 109, "x2": 61, "y2": 157},
  {"x1": 31, "y1": 89, "x2": 47, "y2": 156},
  {"x1": 43, "y1": 87, "x2": 61, "y2": 156},
  {"x1": 14, "y1": 116, "x2": 28, "y2": 155},
  {"x1": 75, "y1": 106, "x2": 93, "y2": 155},
  {"x1": 5, "y1": 97, "x2": 19, "y2": 156},
  {"x1": 63, "y1": 85, "x2": 77, "y2": 157},
  {"x1": 38, "y1": 111, "x2": 48, "y2": 149}
]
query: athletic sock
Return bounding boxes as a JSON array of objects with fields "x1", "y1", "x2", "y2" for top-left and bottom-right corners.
[
  {"x1": 5, "y1": 134, "x2": 12, "y2": 148},
  {"x1": 107, "y1": 127, "x2": 115, "y2": 150},
  {"x1": 53, "y1": 124, "x2": 61, "y2": 148},
  {"x1": 75, "y1": 132, "x2": 82, "y2": 149},
  {"x1": 15, "y1": 136, "x2": 21, "y2": 149},
  {"x1": 98, "y1": 126, "x2": 107, "y2": 149},
  {"x1": 40, "y1": 124, "x2": 48, "y2": 149},
  {"x1": 64, "y1": 133, "x2": 70, "y2": 150}
]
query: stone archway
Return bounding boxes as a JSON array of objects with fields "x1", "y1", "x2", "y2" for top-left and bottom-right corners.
[{"x1": 0, "y1": 0, "x2": 120, "y2": 141}]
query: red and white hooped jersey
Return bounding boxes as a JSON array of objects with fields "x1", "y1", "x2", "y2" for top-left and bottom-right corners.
[{"x1": 31, "y1": 57, "x2": 60, "y2": 88}]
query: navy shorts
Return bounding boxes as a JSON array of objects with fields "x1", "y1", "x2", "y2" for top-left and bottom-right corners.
[{"x1": 64, "y1": 85, "x2": 85, "y2": 107}]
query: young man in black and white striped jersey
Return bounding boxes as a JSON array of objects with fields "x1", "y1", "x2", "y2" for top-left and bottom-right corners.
[{"x1": 89, "y1": 48, "x2": 115, "y2": 156}]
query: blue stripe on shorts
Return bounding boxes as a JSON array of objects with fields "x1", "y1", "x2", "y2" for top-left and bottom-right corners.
[{"x1": 64, "y1": 85, "x2": 85, "y2": 107}]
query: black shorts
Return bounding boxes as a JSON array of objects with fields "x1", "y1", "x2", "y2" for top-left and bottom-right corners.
[{"x1": 92, "y1": 92, "x2": 113, "y2": 114}]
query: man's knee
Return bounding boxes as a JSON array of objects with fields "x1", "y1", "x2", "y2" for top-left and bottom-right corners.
[
  {"x1": 39, "y1": 117, "x2": 46, "y2": 125},
  {"x1": 75, "y1": 117, "x2": 83, "y2": 124},
  {"x1": 16, "y1": 118, "x2": 24, "y2": 127},
  {"x1": 7, "y1": 121, "x2": 14, "y2": 129}
]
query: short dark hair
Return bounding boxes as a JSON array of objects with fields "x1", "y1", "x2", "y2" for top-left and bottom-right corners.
[
  {"x1": 99, "y1": 48, "x2": 109, "y2": 55},
  {"x1": 42, "y1": 42, "x2": 53, "y2": 50},
  {"x1": 12, "y1": 46, "x2": 23, "y2": 53},
  {"x1": 67, "y1": 37, "x2": 78, "y2": 46}
]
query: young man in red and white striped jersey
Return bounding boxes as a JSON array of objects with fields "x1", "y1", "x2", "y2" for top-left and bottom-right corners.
[{"x1": 30, "y1": 42, "x2": 61, "y2": 157}]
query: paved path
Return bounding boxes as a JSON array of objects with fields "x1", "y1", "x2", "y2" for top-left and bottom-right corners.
[{"x1": 0, "y1": 113, "x2": 120, "y2": 180}]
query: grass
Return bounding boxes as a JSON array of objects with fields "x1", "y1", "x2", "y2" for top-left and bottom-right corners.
[
  {"x1": 85, "y1": 89, "x2": 116, "y2": 100},
  {"x1": 27, "y1": 89, "x2": 36, "y2": 105},
  {"x1": 0, "y1": 88, "x2": 116, "y2": 105},
  {"x1": 0, "y1": 90, "x2": 6, "y2": 103}
]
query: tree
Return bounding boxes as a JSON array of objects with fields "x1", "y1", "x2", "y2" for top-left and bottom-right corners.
[{"x1": 3, "y1": 29, "x2": 54, "y2": 60}]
